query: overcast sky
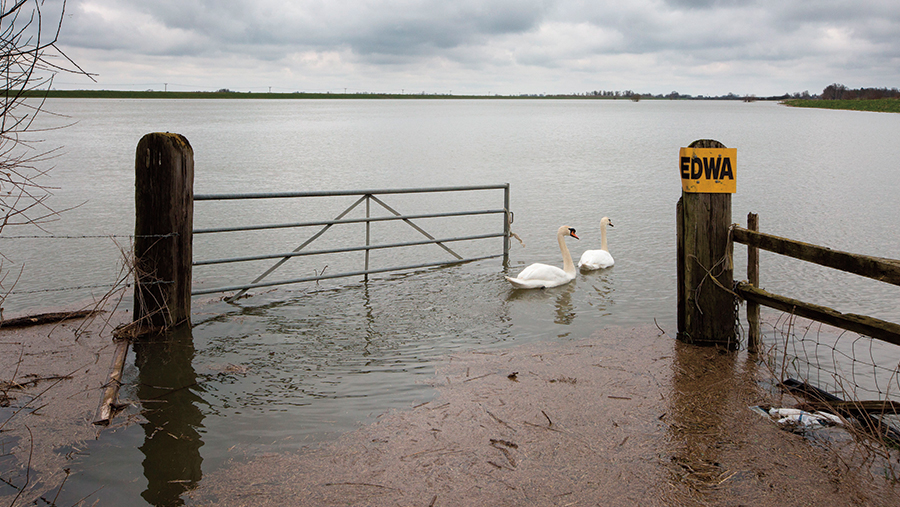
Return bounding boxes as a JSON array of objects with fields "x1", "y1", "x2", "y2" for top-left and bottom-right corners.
[{"x1": 46, "y1": 0, "x2": 899, "y2": 96}]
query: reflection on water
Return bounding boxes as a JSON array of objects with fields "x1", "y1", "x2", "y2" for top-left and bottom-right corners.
[
  {"x1": 665, "y1": 342, "x2": 767, "y2": 498},
  {"x1": 504, "y1": 281, "x2": 578, "y2": 326},
  {"x1": 666, "y1": 342, "x2": 737, "y2": 495},
  {"x1": 581, "y1": 268, "x2": 616, "y2": 319},
  {"x1": 134, "y1": 325, "x2": 205, "y2": 506},
  {"x1": 552, "y1": 283, "x2": 576, "y2": 325},
  {"x1": 188, "y1": 266, "x2": 522, "y2": 461}
]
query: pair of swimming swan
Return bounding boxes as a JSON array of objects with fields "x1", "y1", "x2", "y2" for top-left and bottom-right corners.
[{"x1": 504, "y1": 218, "x2": 614, "y2": 289}]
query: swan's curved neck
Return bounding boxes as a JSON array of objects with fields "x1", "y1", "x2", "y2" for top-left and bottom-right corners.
[
  {"x1": 559, "y1": 230, "x2": 575, "y2": 275},
  {"x1": 600, "y1": 222, "x2": 609, "y2": 251}
]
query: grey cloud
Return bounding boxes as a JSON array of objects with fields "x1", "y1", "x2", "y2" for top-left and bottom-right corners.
[
  {"x1": 663, "y1": 0, "x2": 754, "y2": 9},
  {"x1": 49, "y1": 0, "x2": 900, "y2": 95},
  {"x1": 345, "y1": 5, "x2": 549, "y2": 56},
  {"x1": 70, "y1": 0, "x2": 552, "y2": 58},
  {"x1": 62, "y1": 0, "x2": 899, "y2": 63}
]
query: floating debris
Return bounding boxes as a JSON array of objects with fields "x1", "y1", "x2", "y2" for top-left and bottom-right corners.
[{"x1": 750, "y1": 406, "x2": 842, "y2": 427}]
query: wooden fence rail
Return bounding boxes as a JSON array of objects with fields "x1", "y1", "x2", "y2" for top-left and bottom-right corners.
[
  {"x1": 732, "y1": 219, "x2": 900, "y2": 349},
  {"x1": 732, "y1": 226, "x2": 900, "y2": 287}
]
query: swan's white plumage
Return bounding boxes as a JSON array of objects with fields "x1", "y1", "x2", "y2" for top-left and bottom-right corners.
[
  {"x1": 579, "y1": 249, "x2": 614, "y2": 271},
  {"x1": 578, "y1": 216, "x2": 614, "y2": 270},
  {"x1": 506, "y1": 225, "x2": 579, "y2": 289},
  {"x1": 506, "y1": 263, "x2": 569, "y2": 289}
]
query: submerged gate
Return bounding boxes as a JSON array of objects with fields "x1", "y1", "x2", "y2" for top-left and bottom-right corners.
[
  {"x1": 191, "y1": 185, "x2": 511, "y2": 300},
  {"x1": 131, "y1": 133, "x2": 511, "y2": 328}
]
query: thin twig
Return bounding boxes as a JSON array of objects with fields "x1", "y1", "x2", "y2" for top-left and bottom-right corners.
[
  {"x1": 654, "y1": 318, "x2": 668, "y2": 337},
  {"x1": 9, "y1": 424, "x2": 34, "y2": 507},
  {"x1": 50, "y1": 467, "x2": 70, "y2": 506},
  {"x1": 463, "y1": 373, "x2": 492, "y2": 383},
  {"x1": 541, "y1": 410, "x2": 553, "y2": 427},
  {"x1": 324, "y1": 482, "x2": 400, "y2": 491}
]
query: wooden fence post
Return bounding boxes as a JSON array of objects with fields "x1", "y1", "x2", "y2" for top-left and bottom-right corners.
[
  {"x1": 676, "y1": 139, "x2": 736, "y2": 349},
  {"x1": 133, "y1": 133, "x2": 193, "y2": 330},
  {"x1": 747, "y1": 213, "x2": 760, "y2": 353}
]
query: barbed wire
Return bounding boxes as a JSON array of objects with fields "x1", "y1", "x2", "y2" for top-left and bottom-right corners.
[
  {"x1": 4, "y1": 280, "x2": 173, "y2": 295},
  {"x1": 0, "y1": 233, "x2": 177, "y2": 239}
]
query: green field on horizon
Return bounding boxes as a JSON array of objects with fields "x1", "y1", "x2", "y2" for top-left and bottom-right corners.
[{"x1": 782, "y1": 98, "x2": 900, "y2": 113}]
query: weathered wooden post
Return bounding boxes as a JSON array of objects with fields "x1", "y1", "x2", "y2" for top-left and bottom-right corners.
[
  {"x1": 676, "y1": 139, "x2": 737, "y2": 349},
  {"x1": 746, "y1": 212, "x2": 760, "y2": 353},
  {"x1": 133, "y1": 133, "x2": 193, "y2": 330}
]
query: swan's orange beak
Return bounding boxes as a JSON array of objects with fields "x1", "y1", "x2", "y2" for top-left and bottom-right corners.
[{"x1": 568, "y1": 228, "x2": 579, "y2": 239}]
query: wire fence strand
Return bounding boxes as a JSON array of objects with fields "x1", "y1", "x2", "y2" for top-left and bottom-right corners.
[
  {"x1": 755, "y1": 312, "x2": 900, "y2": 454},
  {"x1": 3, "y1": 280, "x2": 172, "y2": 295},
  {"x1": 0, "y1": 234, "x2": 176, "y2": 239}
]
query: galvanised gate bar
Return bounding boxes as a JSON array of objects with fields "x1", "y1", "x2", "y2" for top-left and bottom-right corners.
[{"x1": 191, "y1": 185, "x2": 512, "y2": 300}]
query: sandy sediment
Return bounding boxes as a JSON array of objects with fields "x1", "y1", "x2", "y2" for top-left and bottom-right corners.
[{"x1": 188, "y1": 325, "x2": 899, "y2": 506}]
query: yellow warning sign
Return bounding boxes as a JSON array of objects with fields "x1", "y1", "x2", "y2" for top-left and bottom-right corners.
[{"x1": 679, "y1": 147, "x2": 737, "y2": 193}]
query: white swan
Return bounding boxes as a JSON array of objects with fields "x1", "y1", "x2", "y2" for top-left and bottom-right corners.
[
  {"x1": 578, "y1": 217, "x2": 614, "y2": 270},
  {"x1": 506, "y1": 225, "x2": 579, "y2": 289}
]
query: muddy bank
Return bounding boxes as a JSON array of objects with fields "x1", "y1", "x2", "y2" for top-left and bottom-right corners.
[
  {"x1": 0, "y1": 309, "x2": 130, "y2": 503},
  {"x1": 3, "y1": 316, "x2": 898, "y2": 506},
  {"x1": 188, "y1": 325, "x2": 898, "y2": 506}
]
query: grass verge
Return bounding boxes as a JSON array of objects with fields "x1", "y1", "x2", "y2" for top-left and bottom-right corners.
[{"x1": 783, "y1": 98, "x2": 900, "y2": 113}]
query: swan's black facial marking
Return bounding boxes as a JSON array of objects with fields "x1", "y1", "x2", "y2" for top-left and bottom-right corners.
[
  {"x1": 608, "y1": 220, "x2": 614, "y2": 228},
  {"x1": 568, "y1": 227, "x2": 579, "y2": 239}
]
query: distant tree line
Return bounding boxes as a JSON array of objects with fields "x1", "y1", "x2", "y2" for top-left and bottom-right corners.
[
  {"x1": 821, "y1": 83, "x2": 900, "y2": 100},
  {"x1": 587, "y1": 90, "x2": 640, "y2": 98},
  {"x1": 578, "y1": 90, "x2": 805, "y2": 101},
  {"x1": 571, "y1": 84, "x2": 898, "y2": 102}
]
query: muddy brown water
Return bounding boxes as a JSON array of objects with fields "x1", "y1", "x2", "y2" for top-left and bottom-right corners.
[
  {"x1": 186, "y1": 326, "x2": 898, "y2": 506},
  {"x1": 3, "y1": 317, "x2": 899, "y2": 506}
]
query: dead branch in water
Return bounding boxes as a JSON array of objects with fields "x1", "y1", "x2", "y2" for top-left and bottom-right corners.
[
  {"x1": 0, "y1": 309, "x2": 102, "y2": 328},
  {"x1": 1, "y1": 374, "x2": 73, "y2": 390},
  {"x1": 93, "y1": 337, "x2": 131, "y2": 426}
]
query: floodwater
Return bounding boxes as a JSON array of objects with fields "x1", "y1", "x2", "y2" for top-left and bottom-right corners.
[
  {"x1": 1, "y1": 99, "x2": 899, "y2": 505},
  {"x1": 187, "y1": 326, "x2": 900, "y2": 506}
]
